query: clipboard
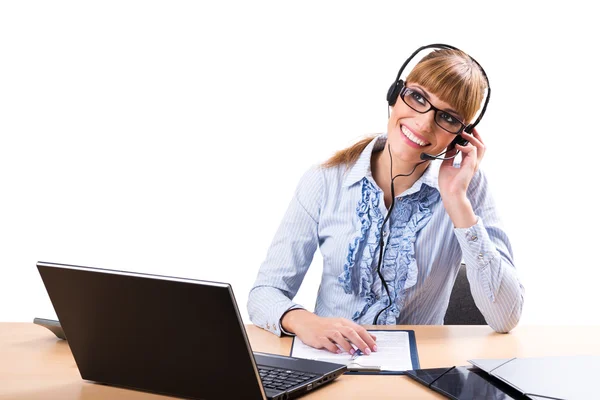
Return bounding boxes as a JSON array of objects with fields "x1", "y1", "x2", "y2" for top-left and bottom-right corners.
[{"x1": 290, "y1": 329, "x2": 420, "y2": 375}]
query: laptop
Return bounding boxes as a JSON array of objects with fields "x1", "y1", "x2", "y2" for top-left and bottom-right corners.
[{"x1": 36, "y1": 261, "x2": 347, "y2": 400}]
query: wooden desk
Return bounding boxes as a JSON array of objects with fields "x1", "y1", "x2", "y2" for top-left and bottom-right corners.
[{"x1": 2, "y1": 323, "x2": 599, "y2": 399}]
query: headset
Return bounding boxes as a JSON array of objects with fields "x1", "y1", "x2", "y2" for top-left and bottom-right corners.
[
  {"x1": 372, "y1": 44, "x2": 490, "y2": 325},
  {"x1": 386, "y1": 43, "x2": 491, "y2": 161}
]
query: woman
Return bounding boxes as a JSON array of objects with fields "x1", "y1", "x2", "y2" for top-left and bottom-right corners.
[{"x1": 247, "y1": 45, "x2": 524, "y2": 356}]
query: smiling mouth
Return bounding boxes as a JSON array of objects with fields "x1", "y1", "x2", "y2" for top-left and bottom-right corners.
[{"x1": 401, "y1": 125, "x2": 430, "y2": 147}]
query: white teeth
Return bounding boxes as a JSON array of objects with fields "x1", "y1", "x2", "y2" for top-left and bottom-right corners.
[{"x1": 401, "y1": 125, "x2": 429, "y2": 146}]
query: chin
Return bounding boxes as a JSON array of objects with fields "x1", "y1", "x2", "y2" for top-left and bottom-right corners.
[
  {"x1": 388, "y1": 137, "x2": 420, "y2": 159},
  {"x1": 390, "y1": 146, "x2": 423, "y2": 163}
]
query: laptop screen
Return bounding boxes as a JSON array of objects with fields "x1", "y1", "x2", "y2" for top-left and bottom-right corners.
[{"x1": 37, "y1": 261, "x2": 266, "y2": 400}]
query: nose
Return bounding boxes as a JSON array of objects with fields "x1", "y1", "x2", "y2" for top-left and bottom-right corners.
[{"x1": 413, "y1": 109, "x2": 436, "y2": 133}]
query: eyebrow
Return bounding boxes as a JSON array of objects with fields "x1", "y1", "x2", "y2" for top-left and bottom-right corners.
[{"x1": 411, "y1": 85, "x2": 462, "y2": 118}]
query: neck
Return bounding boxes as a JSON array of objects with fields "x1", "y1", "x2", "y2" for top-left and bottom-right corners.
[{"x1": 371, "y1": 142, "x2": 430, "y2": 200}]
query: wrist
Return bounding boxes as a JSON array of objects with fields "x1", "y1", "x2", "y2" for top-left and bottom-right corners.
[
  {"x1": 443, "y1": 195, "x2": 477, "y2": 228},
  {"x1": 281, "y1": 309, "x2": 313, "y2": 334}
]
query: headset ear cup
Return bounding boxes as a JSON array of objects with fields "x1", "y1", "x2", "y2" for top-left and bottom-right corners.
[
  {"x1": 452, "y1": 134, "x2": 469, "y2": 147},
  {"x1": 386, "y1": 80, "x2": 404, "y2": 106},
  {"x1": 386, "y1": 83, "x2": 397, "y2": 106}
]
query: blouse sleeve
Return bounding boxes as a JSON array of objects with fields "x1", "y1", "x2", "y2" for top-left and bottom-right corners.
[
  {"x1": 247, "y1": 166, "x2": 324, "y2": 336},
  {"x1": 453, "y1": 169, "x2": 525, "y2": 333}
]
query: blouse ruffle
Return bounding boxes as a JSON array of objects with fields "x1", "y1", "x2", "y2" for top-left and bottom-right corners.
[{"x1": 338, "y1": 177, "x2": 440, "y2": 324}]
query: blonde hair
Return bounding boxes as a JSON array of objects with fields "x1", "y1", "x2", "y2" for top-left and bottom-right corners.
[
  {"x1": 322, "y1": 135, "x2": 378, "y2": 169},
  {"x1": 323, "y1": 48, "x2": 487, "y2": 168},
  {"x1": 406, "y1": 48, "x2": 486, "y2": 123}
]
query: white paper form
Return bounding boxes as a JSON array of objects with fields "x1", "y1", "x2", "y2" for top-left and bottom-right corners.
[{"x1": 291, "y1": 330, "x2": 414, "y2": 372}]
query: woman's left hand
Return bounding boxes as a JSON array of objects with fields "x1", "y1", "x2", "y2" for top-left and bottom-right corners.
[
  {"x1": 438, "y1": 128, "x2": 485, "y2": 228},
  {"x1": 438, "y1": 128, "x2": 485, "y2": 199}
]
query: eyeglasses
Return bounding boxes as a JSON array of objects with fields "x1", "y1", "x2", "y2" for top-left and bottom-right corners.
[{"x1": 400, "y1": 87, "x2": 466, "y2": 134}]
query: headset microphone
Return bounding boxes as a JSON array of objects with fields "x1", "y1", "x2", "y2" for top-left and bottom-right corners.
[
  {"x1": 419, "y1": 151, "x2": 458, "y2": 161},
  {"x1": 420, "y1": 135, "x2": 467, "y2": 161}
]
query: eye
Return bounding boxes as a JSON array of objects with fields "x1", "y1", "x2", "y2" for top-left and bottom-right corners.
[
  {"x1": 439, "y1": 112, "x2": 460, "y2": 125},
  {"x1": 409, "y1": 90, "x2": 426, "y2": 105}
]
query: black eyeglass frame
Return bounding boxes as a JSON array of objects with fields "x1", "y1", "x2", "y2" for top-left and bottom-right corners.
[{"x1": 399, "y1": 86, "x2": 466, "y2": 134}]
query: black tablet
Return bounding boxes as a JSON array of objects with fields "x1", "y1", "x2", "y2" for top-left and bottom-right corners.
[{"x1": 405, "y1": 366, "x2": 529, "y2": 400}]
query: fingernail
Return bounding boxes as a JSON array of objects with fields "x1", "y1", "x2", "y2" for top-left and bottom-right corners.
[
  {"x1": 373, "y1": 345, "x2": 378, "y2": 352},
  {"x1": 350, "y1": 348, "x2": 355, "y2": 355},
  {"x1": 337, "y1": 349, "x2": 342, "y2": 354},
  {"x1": 364, "y1": 348, "x2": 371, "y2": 355}
]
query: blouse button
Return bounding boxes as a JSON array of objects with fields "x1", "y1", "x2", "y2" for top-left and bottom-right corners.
[
  {"x1": 478, "y1": 253, "x2": 485, "y2": 260},
  {"x1": 471, "y1": 235, "x2": 478, "y2": 242}
]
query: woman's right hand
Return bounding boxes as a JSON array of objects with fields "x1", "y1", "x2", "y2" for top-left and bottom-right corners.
[{"x1": 281, "y1": 309, "x2": 377, "y2": 355}]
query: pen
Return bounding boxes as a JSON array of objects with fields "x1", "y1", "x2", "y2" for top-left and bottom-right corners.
[{"x1": 351, "y1": 349, "x2": 362, "y2": 360}]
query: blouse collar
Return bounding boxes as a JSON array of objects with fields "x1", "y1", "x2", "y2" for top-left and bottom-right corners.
[{"x1": 342, "y1": 133, "x2": 440, "y2": 196}]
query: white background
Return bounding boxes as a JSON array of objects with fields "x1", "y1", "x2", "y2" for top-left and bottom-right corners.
[{"x1": 1, "y1": 1, "x2": 598, "y2": 325}]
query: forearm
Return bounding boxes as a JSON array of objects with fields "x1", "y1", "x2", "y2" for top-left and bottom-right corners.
[
  {"x1": 443, "y1": 194, "x2": 477, "y2": 229},
  {"x1": 455, "y1": 219, "x2": 525, "y2": 333}
]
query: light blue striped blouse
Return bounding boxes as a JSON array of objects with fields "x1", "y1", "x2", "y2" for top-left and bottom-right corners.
[{"x1": 248, "y1": 134, "x2": 524, "y2": 336}]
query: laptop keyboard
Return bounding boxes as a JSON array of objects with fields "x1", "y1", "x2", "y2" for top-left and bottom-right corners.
[{"x1": 258, "y1": 366, "x2": 319, "y2": 392}]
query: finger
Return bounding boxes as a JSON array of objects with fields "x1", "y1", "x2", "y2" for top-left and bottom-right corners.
[
  {"x1": 358, "y1": 330, "x2": 378, "y2": 352},
  {"x1": 454, "y1": 145, "x2": 479, "y2": 169},
  {"x1": 461, "y1": 133, "x2": 485, "y2": 159},
  {"x1": 341, "y1": 319, "x2": 377, "y2": 351},
  {"x1": 345, "y1": 321, "x2": 378, "y2": 351},
  {"x1": 454, "y1": 144, "x2": 477, "y2": 158},
  {"x1": 460, "y1": 136, "x2": 485, "y2": 164},
  {"x1": 316, "y1": 336, "x2": 341, "y2": 354},
  {"x1": 440, "y1": 143, "x2": 460, "y2": 168},
  {"x1": 460, "y1": 133, "x2": 483, "y2": 149},
  {"x1": 327, "y1": 330, "x2": 354, "y2": 354},
  {"x1": 470, "y1": 129, "x2": 485, "y2": 162},
  {"x1": 339, "y1": 326, "x2": 371, "y2": 355},
  {"x1": 344, "y1": 324, "x2": 377, "y2": 354},
  {"x1": 454, "y1": 143, "x2": 472, "y2": 152},
  {"x1": 471, "y1": 128, "x2": 483, "y2": 143}
]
